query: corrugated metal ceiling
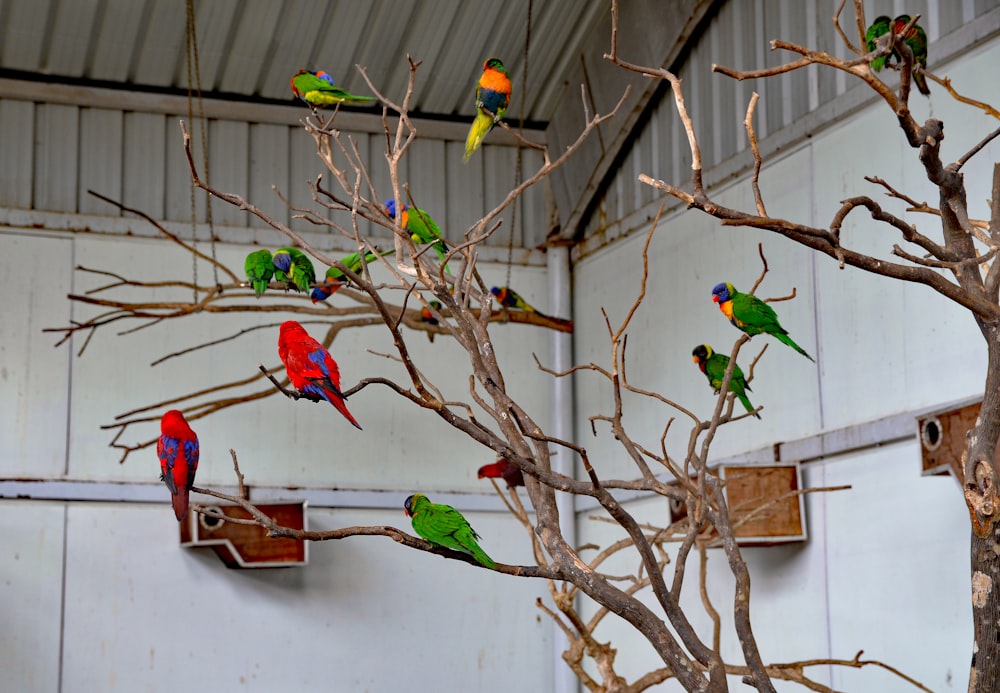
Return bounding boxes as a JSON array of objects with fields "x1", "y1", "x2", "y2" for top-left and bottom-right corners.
[{"x1": 0, "y1": 0, "x2": 609, "y2": 125}]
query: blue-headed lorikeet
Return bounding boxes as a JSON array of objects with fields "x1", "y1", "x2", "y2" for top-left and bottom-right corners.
[
  {"x1": 490, "y1": 286, "x2": 549, "y2": 319},
  {"x1": 273, "y1": 247, "x2": 316, "y2": 293},
  {"x1": 157, "y1": 409, "x2": 200, "y2": 521},
  {"x1": 244, "y1": 248, "x2": 274, "y2": 297},
  {"x1": 692, "y1": 344, "x2": 760, "y2": 419},
  {"x1": 277, "y1": 320, "x2": 362, "y2": 430},
  {"x1": 711, "y1": 282, "x2": 815, "y2": 362},
  {"x1": 404, "y1": 493, "x2": 496, "y2": 569},
  {"x1": 290, "y1": 70, "x2": 375, "y2": 108},
  {"x1": 464, "y1": 58, "x2": 511, "y2": 162}
]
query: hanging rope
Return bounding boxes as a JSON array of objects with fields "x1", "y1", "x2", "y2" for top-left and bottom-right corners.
[
  {"x1": 185, "y1": 0, "x2": 220, "y2": 298},
  {"x1": 505, "y1": 0, "x2": 533, "y2": 289}
]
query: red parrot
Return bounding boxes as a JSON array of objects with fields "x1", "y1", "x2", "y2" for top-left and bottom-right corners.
[
  {"x1": 277, "y1": 320, "x2": 362, "y2": 430},
  {"x1": 156, "y1": 409, "x2": 200, "y2": 521},
  {"x1": 477, "y1": 456, "x2": 525, "y2": 487}
]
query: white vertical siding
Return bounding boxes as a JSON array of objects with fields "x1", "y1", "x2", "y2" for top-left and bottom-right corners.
[
  {"x1": 79, "y1": 108, "x2": 124, "y2": 215},
  {"x1": 0, "y1": 99, "x2": 35, "y2": 208},
  {"x1": 0, "y1": 502, "x2": 65, "y2": 693},
  {"x1": 0, "y1": 233, "x2": 73, "y2": 476},
  {"x1": 34, "y1": 103, "x2": 79, "y2": 213},
  {"x1": 124, "y1": 112, "x2": 168, "y2": 219}
]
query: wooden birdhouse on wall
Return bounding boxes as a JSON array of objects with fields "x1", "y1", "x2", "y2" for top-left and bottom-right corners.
[
  {"x1": 917, "y1": 398, "x2": 988, "y2": 480},
  {"x1": 180, "y1": 499, "x2": 309, "y2": 568},
  {"x1": 717, "y1": 462, "x2": 807, "y2": 546}
]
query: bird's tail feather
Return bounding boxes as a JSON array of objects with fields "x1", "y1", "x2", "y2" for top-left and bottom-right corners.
[
  {"x1": 777, "y1": 333, "x2": 815, "y2": 362},
  {"x1": 463, "y1": 111, "x2": 495, "y2": 162}
]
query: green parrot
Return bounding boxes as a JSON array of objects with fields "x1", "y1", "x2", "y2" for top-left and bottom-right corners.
[
  {"x1": 244, "y1": 248, "x2": 274, "y2": 297},
  {"x1": 272, "y1": 247, "x2": 316, "y2": 293},
  {"x1": 489, "y1": 286, "x2": 550, "y2": 319},
  {"x1": 289, "y1": 70, "x2": 375, "y2": 109},
  {"x1": 384, "y1": 199, "x2": 449, "y2": 270},
  {"x1": 865, "y1": 15, "x2": 893, "y2": 72},
  {"x1": 892, "y1": 15, "x2": 929, "y2": 95},
  {"x1": 711, "y1": 282, "x2": 815, "y2": 362},
  {"x1": 311, "y1": 249, "x2": 395, "y2": 303},
  {"x1": 692, "y1": 344, "x2": 760, "y2": 419},
  {"x1": 864, "y1": 14, "x2": 929, "y2": 95},
  {"x1": 403, "y1": 493, "x2": 496, "y2": 569}
]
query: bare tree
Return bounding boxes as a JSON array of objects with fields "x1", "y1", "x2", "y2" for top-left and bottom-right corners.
[
  {"x1": 605, "y1": 0, "x2": 1000, "y2": 689},
  {"x1": 47, "y1": 46, "x2": 937, "y2": 691}
]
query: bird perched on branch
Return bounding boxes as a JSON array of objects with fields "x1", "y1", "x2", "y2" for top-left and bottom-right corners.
[
  {"x1": 464, "y1": 58, "x2": 511, "y2": 162},
  {"x1": 277, "y1": 320, "x2": 362, "y2": 430},
  {"x1": 490, "y1": 286, "x2": 549, "y2": 319},
  {"x1": 244, "y1": 248, "x2": 274, "y2": 297},
  {"x1": 404, "y1": 494, "x2": 496, "y2": 569},
  {"x1": 865, "y1": 14, "x2": 929, "y2": 95},
  {"x1": 156, "y1": 410, "x2": 200, "y2": 521},
  {"x1": 272, "y1": 247, "x2": 316, "y2": 293},
  {"x1": 478, "y1": 456, "x2": 525, "y2": 487},
  {"x1": 692, "y1": 344, "x2": 760, "y2": 419},
  {"x1": 290, "y1": 70, "x2": 376, "y2": 109},
  {"x1": 310, "y1": 249, "x2": 394, "y2": 303},
  {"x1": 384, "y1": 199, "x2": 449, "y2": 270},
  {"x1": 711, "y1": 282, "x2": 814, "y2": 362}
]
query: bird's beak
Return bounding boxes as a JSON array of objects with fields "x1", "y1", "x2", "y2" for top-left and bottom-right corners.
[
  {"x1": 691, "y1": 356, "x2": 698, "y2": 364},
  {"x1": 712, "y1": 295, "x2": 720, "y2": 303}
]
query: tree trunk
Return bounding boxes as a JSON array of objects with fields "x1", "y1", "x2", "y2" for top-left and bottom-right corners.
[{"x1": 967, "y1": 329, "x2": 1000, "y2": 692}]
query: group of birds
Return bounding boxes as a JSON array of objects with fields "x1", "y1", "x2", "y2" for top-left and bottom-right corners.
[
  {"x1": 865, "y1": 14, "x2": 930, "y2": 95},
  {"x1": 154, "y1": 316, "x2": 511, "y2": 570},
  {"x1": 693, "y1": 282, "x2": 814, "y2": 420},
  {"x1": 291, "y1": 55, "x2": 511, "y2": 161}
]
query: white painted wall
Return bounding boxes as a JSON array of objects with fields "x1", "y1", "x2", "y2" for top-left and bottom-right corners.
[
  {"x1": 3, "y1": 12, "x2": 998, "y2": 693},
  {"x1": 0, "y1": 226, "x2": 555, "y2": 691}
]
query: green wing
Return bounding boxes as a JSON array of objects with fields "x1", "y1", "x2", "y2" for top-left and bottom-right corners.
[
  {"x1": 244, "y1": 249, "x2": 273, "y2": 297},
  {"x1": 412, "y1": 498, "x2": 496, "y2": 569},
  {"x1": 729, "y1": 291, "x2": 780, "y2": 336},
  {"x1": 291, "y1": 70, "x2": 375, "y2": 107},
  {"x1": 866, "y1": 15, "x2": 892, "y2": 71},
  {"x1": 705, "y1": 353, "x2": 759, "y2": 418},
  {"x1": 407, "y1": 207, "x2": 449, "y2": 269},
  {"x1": 325, "y1": 249, "x2": 394, "y2": 282},
  {"x1": 732, "y1": 290, "x2": 814, "y2": 361}
]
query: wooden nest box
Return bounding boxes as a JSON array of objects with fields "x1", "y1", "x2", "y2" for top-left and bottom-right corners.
[
  {"x1": 917, "y1": 399, "x2": 990, "y2": 480},
  {"x1": 712, "y1": 463, "x2": 807, "y2": 546},
  {"x1": 180, "y1": 499, "x2": 309, "y2": 569}
]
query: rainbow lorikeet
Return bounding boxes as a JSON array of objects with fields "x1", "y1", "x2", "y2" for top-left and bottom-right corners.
[
  {"x1": 244, "y1": 248, "x2": 274, "y2": 297},
  {"x1": 403, "y1": 494, "x2": 496, "y2": 569},
  {"x1": 692, "y1": 344, "x2": 760, "y2": 419},
  {"x1": 420, "y1": 300, "x2": 442, "y2": 325},
  {"x1": 478, "y1": 456, "x2": 525, "y2": 487},
  {"x1": 865, "y1": 15, "x2": 929, "y2": 95},
  {"x1": 310, "y1": 249, "x2": 394, "y2": 303},
  {"x1": 290, "y1": 70, "x2": 375, "y2": 109},
  {"x1": 156, "y1": 409, "x2": 200, "y2": 521},
  {"x1": 384, "y1": 199, "x2": 449, "y2": 269},
  {"x1": 272, "y1": 247, "x2": 316, "y2": 293},
  {"x1": 865, "y1": 15, "x2": 893, "y2": 72},
  {"x1": 464, "y1": 58, "x2": 511, "y2": 162},
  {"x1": 277, "y1": 320, "x2": 362, "y2": 430},
  {"x1": 711, "y1": 282, "x2": 815, "y2": 362},
  {"x1": 490, "y1": 286, "x2": 549, "y2": 319},
  {"x1": 892, "y1": 15, "x2": 929, "y2": 95}
]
